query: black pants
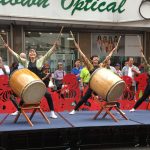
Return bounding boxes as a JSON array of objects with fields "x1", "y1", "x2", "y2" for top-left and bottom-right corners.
[
  {"x1": 134, "y1": 82, "x2": 150, "y2": 109},
  {"x1": 18, "y1": 89, "x2": 54, "y2": 111},
  {"x1": 44, "y1": 89, "x2": 54, "y2": 111},
  {"x1": 55, "y1": 80, "x2": 63, "y2": 91},
  {"x1": 75, "y1": 88, "x2": 93, "y2": 111},
  {"x1": 74, "y1": 87, "x2": 121, "y2": 111}
]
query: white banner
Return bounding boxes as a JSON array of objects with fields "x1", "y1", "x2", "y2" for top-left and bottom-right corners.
[{"x1": 0, "y1": 0, "x2": 147, "y2": 22}]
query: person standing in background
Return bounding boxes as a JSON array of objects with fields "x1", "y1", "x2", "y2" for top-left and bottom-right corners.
[
  {"x1": 71, "y1": 59, "x2": 83, "y2": 81},
  {"x1": 54, "y1": 62, "x2": 66, "y2": 91},
  {"x1": 115, "y1": 63, "x2": 122, "y2": 77},
  {"x1": 122, "y1": 57, "x2": 140, "y2": 93},
  {"x1": 18, "y1": 53, "x2": 26, "y2": 69},
  {"x1": 0, "y1": 56, "x2": 10, "y2": 75}
]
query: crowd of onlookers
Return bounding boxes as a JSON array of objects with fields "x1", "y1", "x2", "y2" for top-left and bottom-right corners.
[{"x1": 0, "y1": 54, "x2": 145, "y2": 93}]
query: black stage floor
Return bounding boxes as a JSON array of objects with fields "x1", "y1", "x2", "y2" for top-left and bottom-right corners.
[{"x1": 0, "y1": 110, "x2": 150, "y2": 150}]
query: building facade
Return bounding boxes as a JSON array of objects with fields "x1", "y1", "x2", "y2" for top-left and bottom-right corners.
[{"x1": 0, "y1": 0, "x2": 150, "y2": 72}]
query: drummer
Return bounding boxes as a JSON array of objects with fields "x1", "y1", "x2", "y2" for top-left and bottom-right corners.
[
  {"x1": 4, "y1": 42, "x2": 58, "y2": 119},
  {"x1": 69, "y1": 42, "x2": 117, "y2": 115}
]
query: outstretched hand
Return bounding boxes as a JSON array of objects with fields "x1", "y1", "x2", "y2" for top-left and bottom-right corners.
[{"x1": 3, "y1": 43, "x2": 9, "y2": 48}]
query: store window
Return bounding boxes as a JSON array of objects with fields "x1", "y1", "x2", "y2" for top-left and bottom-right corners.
[
  {"x1": 25, "y1": 32, "x2": 77, "y2": 73},
  {"x1": 0, "y1": 29, "x2": 9, "y2": 65},
  {"x1": 92, "y1": 33, "x2": 143, "y2": 69}
]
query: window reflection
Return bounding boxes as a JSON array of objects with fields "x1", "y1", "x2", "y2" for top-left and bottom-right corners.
[{"x1": 25, "y1": 32, "x2": 77, "y2": 73}]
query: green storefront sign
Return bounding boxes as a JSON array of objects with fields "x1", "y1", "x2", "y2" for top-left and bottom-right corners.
[{"x1": 0, "y1": 0, "x2": 126, "y2": 14}]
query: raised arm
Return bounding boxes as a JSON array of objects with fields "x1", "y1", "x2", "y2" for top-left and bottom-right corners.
[
  {"x1": 101, "y1": 36, "x2": 121, "y2": 67},
  {"x1": 74, "y1": 41, "x2": 93, "y2": 71},
  {"x1": 3, "y1": 43, "x2": 27, "y2": 67},
  {"x1": 37, "y1": 42, "x2": 57, "y2": 69},
  {"x1": 70, "y1": 31, "x2": 93, "y2": 71}
]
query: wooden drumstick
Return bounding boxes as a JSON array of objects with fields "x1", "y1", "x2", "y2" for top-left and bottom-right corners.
[
  {"x1": 56, "y1": 26, "x2": 64, "y2": 41},
  {"x1": 70, "y1": 30, "x2": 93, "y2": 71},
  {"x1": 70, "y1": 31, "x2": 76, "y2": 44},
  {"x1": 0, "y1": 34, "x2": 6, "y2": 44},
  {"x1": 115, "y1": 36, "x2": 121, "y2": 50},
  {"x1": 101, "y1": 36, "x2": 121, "y2": 66},
  {"x1": 137, "y1": 35, "x2": 143, "y2": 52},
  {"x1": 137, "y1": 35, "x2": 148, "y2": 64}
]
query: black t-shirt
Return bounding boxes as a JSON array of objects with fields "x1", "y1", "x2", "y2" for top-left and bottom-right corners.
[
  {"x1": 28, "y1": 61, "x2": 42, "y2": 78},
  {"x1": 89, "y1": 65, "x2": 99, "y2": 75}
]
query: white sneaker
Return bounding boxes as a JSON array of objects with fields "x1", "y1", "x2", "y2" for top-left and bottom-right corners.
[
  {"x1": 11, "y1": 111, "x2": 19, "y2": 116},
  {"x1": 69, "y1": 110, "x2": 76, "y2": 115},
  {"x1": 50, "y1": 111, "x2": 58, "y2": 119},
  {"x1": 129, "y1": 108, "x2": 135, "y2": 112}
]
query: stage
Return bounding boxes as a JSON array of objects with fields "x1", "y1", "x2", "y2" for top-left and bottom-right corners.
[{"x1": 0, "y1": 110, "x2": 150, "y2": 150}]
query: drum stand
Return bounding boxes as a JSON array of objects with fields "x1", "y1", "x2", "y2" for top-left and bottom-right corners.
[
  {"x1": 93, "y1": 101, "x2": 128, "y2": 122},
  {"x1": 14, "y1": 103, "x2": 50, "y2": 127}
]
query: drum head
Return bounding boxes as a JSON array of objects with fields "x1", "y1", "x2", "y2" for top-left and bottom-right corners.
[
  {"x1": 22, "y1": 81, "x2": 46, "y2": 104},
  {"x1": 106, "y1": 80, "x2": 125, "y2": 102}
]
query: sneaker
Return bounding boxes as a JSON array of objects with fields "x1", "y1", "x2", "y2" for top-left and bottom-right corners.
[
  {"x1": 129, "y1": 108, "x2": 135, "y2": 112},
  {"x1": 50, "y1": 111, "x2": 58, "y2": 119},
  {"x1": 69, "y1": 110, "x2": 76, "y2": 115},
  {"x1": 11, "y1": 111, "x2": 19, "y2": 116}
]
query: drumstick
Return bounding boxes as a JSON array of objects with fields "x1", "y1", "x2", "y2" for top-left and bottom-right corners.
[
  {"x1": 0, "y1": 34, "x2": 6, "y2": 44},
  {"x1": 137, "y1": 35, "x2": 148, "y2": 64},
  {"x1": 56, "y1": 26, "x2": 64, "y2": 41},
  {"x1": 137, "y1": 35, "x2": 143, "y2": 52},
  {"x1": 70, "y1": 30, "x2": 93, "y2": 71},
  {"x1": 70, "y1": 31, "x2": 76, "y2": 44},
  {"x1": 115, "y1": 36, "x2": 121, "y2": 50},
  {"x1": 101, "y1": 36, "x2": 121, "y2": 67}
]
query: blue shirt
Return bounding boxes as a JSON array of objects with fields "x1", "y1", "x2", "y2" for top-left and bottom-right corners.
[{"x1": 71, "y1": 66, "x2": 83, "y2": 81}]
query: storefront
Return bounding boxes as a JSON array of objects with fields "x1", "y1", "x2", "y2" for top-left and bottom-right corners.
[{"x1": 0, "y1": 0, "x2": 150, "y2": 72}]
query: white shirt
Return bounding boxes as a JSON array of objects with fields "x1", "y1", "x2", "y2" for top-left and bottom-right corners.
[
  {"x1": 128, "y1": 67, "x2": 133, "y2": 78},
  {"x1": 18, "y1": 63, "x2": 24, "y2": 69},
  {"x1": 0, "y1": 65, "x2": 10, "y2": 75}
]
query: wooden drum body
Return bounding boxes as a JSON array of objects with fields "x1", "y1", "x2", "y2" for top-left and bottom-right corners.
[
  {"x1": 9, "y1": 68, "x2": 46, "y2": 104},
  {"x1": 89, "y1": 68, "x2": 125, "y2": 102}
]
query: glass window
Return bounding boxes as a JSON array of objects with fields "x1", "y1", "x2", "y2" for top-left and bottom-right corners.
[
  {"x1": 25, "y1": 32, "x2": 77, "y2": 73},
  {"x1": 92, "y1": 33, "x2": 143, "y2": 69}
]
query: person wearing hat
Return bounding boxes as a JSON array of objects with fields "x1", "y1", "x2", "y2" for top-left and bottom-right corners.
[
  {"x1": 115, "y1": 63, "x2": 122, "y2": 77},
  {"x1": 4, "y1": 42, "x2": 58, "y2": 119}
]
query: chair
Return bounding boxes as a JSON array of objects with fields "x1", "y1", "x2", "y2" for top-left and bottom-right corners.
[
  {"x1": 93, "y1": 101, "x2": 128, "y2": 122},
  {"x1": 10, "y1": 95, "x2": 50, "y2": 127}
]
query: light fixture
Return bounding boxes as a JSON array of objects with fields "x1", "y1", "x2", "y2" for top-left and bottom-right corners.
[
  {"x1": 67, "y1": 37, "x2": 74, "y2": 41},
  {"x1": 1, "y1": 29, "x2": 5, "y2": 33}
]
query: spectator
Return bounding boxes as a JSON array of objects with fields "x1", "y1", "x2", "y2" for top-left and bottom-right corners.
[
  {"x1": 115, "y1": 63, "x2": 122, "y2": 77},
  {"x1": 54, "y1": 62, "x2": 66, "y2": 91},
  {"x1": 71, "y1": 59, "x2": 83, "y2": 81},
  {"x1": 0, "y1": 56, "x2": 10, "y2": 75}
]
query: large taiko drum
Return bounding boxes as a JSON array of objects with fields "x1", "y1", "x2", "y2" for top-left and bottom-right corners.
[
  {"x1": 89, "y1": 68, "x2": 125, "y2": 102},
  {"x1": 9, "y1": 68, "x2": 46, "y2": 104}
]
